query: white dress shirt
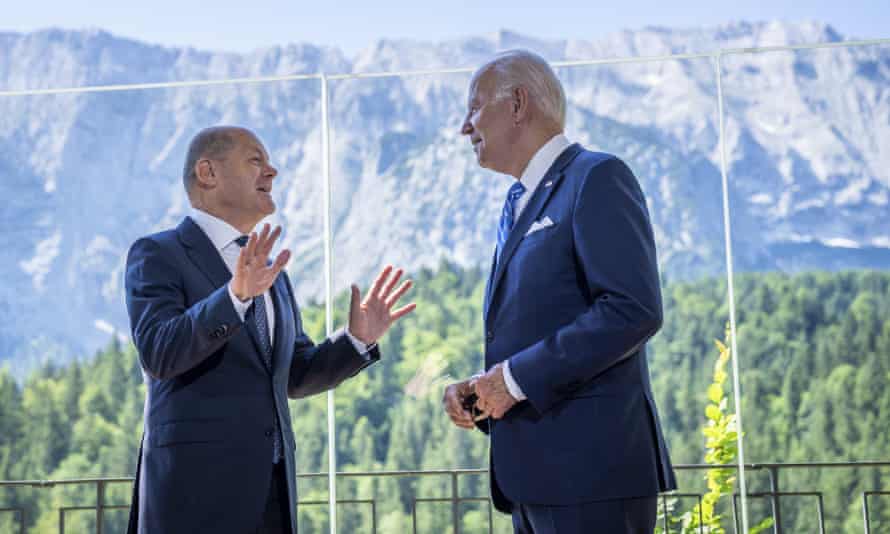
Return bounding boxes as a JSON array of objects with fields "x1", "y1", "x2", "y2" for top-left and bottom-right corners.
[
  {"x1": 501, "y1": 134, "x2": 572, "y2": 401},
  {"x1": 188, "y1": 208, "x2": 370, "y2": 354}
]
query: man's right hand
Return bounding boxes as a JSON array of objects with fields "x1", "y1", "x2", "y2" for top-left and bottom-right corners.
[
  {"x1": 443, "y1": 379, "x2": 487, "y2": 429},
  {"x1": 231, "y1": 224, "x2": 291, "y2": 302}
]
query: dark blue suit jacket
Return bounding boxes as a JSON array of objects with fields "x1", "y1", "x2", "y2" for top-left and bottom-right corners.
[
  {"x1": 124, "y1": 217, "x2": 378, "y2": 534},
  {"x1": 481, "y1": 144, "x2": 677, "y2": 512}
]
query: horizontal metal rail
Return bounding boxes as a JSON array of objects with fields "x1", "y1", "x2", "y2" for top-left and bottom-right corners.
[
  {"x1": 1, "y1": 462, "x2": 888, "y2": 533},
  {"x1": 1, "y1": 37, "x2": 889, "y2": 97}
]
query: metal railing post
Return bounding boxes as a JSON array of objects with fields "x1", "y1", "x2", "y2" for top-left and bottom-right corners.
[
  {"x1": 96, "y1": 480, "x2": 104, "y2": 534},
  {"x1": 452, "y1": 471, "x2": 460, "y2": 534},
  {"x1": 768, "y1": 465, "x2": 783, "y2": 533}
]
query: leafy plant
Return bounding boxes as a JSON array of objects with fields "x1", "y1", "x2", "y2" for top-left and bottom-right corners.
[{"x1": 657, "y1": 329, "x2": 774, "y2": 533}]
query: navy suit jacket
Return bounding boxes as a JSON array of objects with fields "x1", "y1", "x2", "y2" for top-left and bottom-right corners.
[
  {"x1": 481, "y1": 144, "x2": 677, "y2": 512},
  {"x1": 124, "y1": 216, "x2": 378, "y2": 534}
]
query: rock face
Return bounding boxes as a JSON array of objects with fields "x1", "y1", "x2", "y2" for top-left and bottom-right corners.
[{"x1": 1, "y1": 22, "x2": 888, "y2": 372}]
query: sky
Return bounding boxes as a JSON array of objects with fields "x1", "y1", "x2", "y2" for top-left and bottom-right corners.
[{"x1": 4, "y1": 0, "x2": 889, "y2": 56}]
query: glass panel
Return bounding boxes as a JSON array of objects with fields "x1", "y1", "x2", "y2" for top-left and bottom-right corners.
[
  {"x1": 328, "y1": 70, "x2": 502, "y2": 533},
  {"x1": 0, "y1": 79, "x2": 329, "y2": 532},
  {"x1": 723, "y1": 43, "x2": 890, "y2": 532},
  {"x1": 326, "y1": 53, "x2": 746, "y2": 531},
  {"x1": 561, "y1": 57, "x2": 746, "y2": 532}
]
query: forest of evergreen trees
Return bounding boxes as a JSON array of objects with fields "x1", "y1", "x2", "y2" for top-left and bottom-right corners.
[{"x1": 1, "y1": 265, "x2": 889, "y2": 532}]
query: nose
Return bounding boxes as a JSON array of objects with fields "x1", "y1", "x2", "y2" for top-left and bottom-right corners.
[
  {"x1": 266, "y1": 163, "x2": 278, "y2": 179},
  {"x1": 460, "y1": 117, "x2": 473, "y2": 136}
]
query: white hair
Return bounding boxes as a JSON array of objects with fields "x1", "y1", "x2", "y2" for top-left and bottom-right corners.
[{"x1": 479, "y1": 49, "x2": 566, "y2": 128}]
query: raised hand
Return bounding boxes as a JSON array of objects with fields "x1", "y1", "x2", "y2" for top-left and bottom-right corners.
[
  {"x1": 348, "y1": 265, "x2": 416, "y2": 345},
  {"x1": 231, "y1": 224, "x2": 291, "y2": 302}
]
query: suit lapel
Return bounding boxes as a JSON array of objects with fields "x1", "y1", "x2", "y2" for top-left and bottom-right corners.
[
  {"x1": 482, "y1": 250, "x2": 497, "y2": 319},
  {"x1": 178, "y1": 216, "x2": 231, "y2": 291},
  {"x1": 484, "y1": 144, "x2": 583, "y2": 323},
  {"x1": 269, "y1": 275, "x2": 290, "y2": 376},
  {"x1": 177, "y1": 216, "x2": 270, "y2": 373}
]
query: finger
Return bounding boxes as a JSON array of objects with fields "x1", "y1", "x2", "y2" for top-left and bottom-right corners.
[
  {"x1": 254, "y1": 224, "x2": 269, "y2": 252},
  {"x1": 256, "y1": 250, "x2": 290, "y2": 288},
  {"x1": 451, "y1": 415, "x2": 475, "y2": 429},
  {"x1": 369, "y1": 265, "x2": 393, "y2": 300},
  {"x1": 349, "y1": 284, "x2": 361, "y2": 311},
  {"x1": 260, "y1": 225, "x2": 282, "y2": 259},
  {"x1": 380, "y1": 268, "x2": 403, "y2": 299},
  {"x1": 385, "y1": 279, "x2": 413, "y2": 308},
  {"x1": 444, "y1": 398, "x2": 473, "y2": 426},
  {"x1": 245, "y1": 232, "x2": 259, "y2": 263},
  {"x1": 254, "y1": 224, "x2": 271, "y2": 261},
  {"x1": 390, "y1": 303, "x2": 417, "y2": 321},
  {"x1": 235, "y1": 239, "x2": 249, "y2": 272},
  {"x1": 266, "y1": 249, "x2": 291, "y2": 276}
]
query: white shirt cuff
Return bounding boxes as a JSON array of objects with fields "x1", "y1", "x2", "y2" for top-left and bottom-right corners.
[
  {"x1": 502, "y1": 361, "x2": 527, "y2": 401},
  {"x1": 228, "y1": 283, "x2": 251, "y2": 321},
  {"x1": 345, "y1": 328, "x2": 374, "y2": 355}
]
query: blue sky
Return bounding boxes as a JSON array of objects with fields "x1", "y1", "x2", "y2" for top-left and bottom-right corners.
[{"x1": 5, "y1": 0, "x2": 889, "y2": 55}]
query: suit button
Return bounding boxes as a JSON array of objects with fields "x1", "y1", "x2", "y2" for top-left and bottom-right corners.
[
  {"x1": 485, "y1": 331, "x2": 494, "y2": 343},
  {"x1": 211, "y1": 325, "x2": 228, "y2": 339},
  {"x1": 265, "y1": 428, "x2": 274, "y2": 437}
]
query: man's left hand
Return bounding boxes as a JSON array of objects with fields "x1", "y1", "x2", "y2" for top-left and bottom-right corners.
[
  {"x1": 473, "y1": 363, "x2": 518, "y2": 419},
  {"x1": 348, "y1": 265, "x2": 417, "y2": 345}
]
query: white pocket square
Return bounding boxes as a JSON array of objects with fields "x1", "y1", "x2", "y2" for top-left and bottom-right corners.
[{"x1": 525, "y1": 215, "x2": 555, "y2": 236}]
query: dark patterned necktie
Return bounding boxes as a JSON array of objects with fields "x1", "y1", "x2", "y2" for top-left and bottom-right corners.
[{"x1": 235, "y1": 235, "x2": 283, "y2": 463}]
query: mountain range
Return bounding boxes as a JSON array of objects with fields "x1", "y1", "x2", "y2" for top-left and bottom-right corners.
[{"x1": 0, "y1": 21, "x2": 888, "y2": 374}]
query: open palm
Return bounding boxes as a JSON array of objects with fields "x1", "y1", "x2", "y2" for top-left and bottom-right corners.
[{"x1": 348, "y1": 266, "x2": 416, "y2": 345}]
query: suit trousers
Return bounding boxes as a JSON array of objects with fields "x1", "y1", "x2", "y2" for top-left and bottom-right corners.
[
  {"x1": 511, "y1": 496, "x2": 657, "y2": 534},
  {"x1": 255, "y1": 462, "x2": 292, "y2": 534}
]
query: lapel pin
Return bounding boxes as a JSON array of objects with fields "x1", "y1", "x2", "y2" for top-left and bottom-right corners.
[{"x1": 544, "y1": 180, "x2": 553, "y2": 188}]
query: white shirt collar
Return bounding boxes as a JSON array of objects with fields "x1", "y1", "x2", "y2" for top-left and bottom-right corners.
[
  {"x1": 519, "y1": 134, "x2": 571, "y2": 193},
  {"x1": 515, "y1": 134, "x2": 571, "y2": 214},
  {"x1": 188, "y1": 207, "x2": 245, "y2": 252}
]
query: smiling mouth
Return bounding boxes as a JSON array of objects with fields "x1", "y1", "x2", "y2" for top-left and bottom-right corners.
[{"x1": 256, "y1": 186, "x2": 272, "y2": 193}]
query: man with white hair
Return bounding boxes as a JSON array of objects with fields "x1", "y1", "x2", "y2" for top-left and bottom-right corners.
[{"x1": 443, "y1": 50, "x2": 676, "y2": 533}]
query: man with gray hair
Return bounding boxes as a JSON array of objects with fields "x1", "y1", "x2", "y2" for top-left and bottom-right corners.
[
  {"x1": 443, "y1": 50, "x2": 676, "y2": 532},
  {"x1": 125, "y1": 126, "x2": 415, "y2": 533}
]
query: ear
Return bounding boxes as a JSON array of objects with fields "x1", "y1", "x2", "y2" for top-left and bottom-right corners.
[
  {"x1": 512, "y1": 86, "x2": 530, "y2": 124},
  {"x1": 194, "y1": 159, "x2": 217, "y2": 189}
]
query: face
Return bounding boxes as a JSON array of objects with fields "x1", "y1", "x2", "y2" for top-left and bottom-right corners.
[
  {"x1": 460, "y1": 69, "x2": 516, "y2": 174},
  {"x1": 209, "y1": 130, "x2": 278, "y2": 228}
]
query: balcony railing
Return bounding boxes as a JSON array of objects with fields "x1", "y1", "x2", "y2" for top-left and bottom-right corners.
[{"x1": 1, "y1": 461, "x2": 888, "y2": 533}]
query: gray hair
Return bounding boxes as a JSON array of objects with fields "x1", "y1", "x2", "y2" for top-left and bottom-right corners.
[
  {"x1": 182, "y1": 126, "x2": 238, "y2": 194},
  {"x1": 481, "y1": 49, "x2": 566, "y2": 128}
]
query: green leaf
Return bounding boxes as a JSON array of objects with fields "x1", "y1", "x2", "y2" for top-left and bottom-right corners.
[{"x1": 705, "y1": 404, "x2": 721, "y2": 421}]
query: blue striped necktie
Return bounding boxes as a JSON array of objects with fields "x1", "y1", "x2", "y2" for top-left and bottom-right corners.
[{"x1": 497, "y1": 181, "x2": 526, "y2": 263}]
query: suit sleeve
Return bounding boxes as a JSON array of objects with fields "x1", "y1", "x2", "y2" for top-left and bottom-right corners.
[
  {"x1": 508, "y1": 157, "x2": 664, "y2": 414},
  {"x1": 282, "y1": 274, "x2": 380, "y2": 399},
  {"x1": 125, "y1": 237, "x2": 244, "y2": 380}
]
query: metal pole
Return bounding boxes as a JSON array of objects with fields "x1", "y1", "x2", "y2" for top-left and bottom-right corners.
[
  {"x1": 714, "y1": 50, "x2": 751, "y2": 534},
  {"x1": 863, "y1": 493, "x2": 871, "y2": 534},
  {"x1": 768, "y1": 467, "x2": 783, "y2": 533},
  {"x1": 321, "y1": 72, "x2": 337, "y2": 534},
  {"x1": 452, "y1": 472, "x2": 460, "y2": 534},
  {"x1": 96, "y1": 480, "x2": 105, "y2": 534}
]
